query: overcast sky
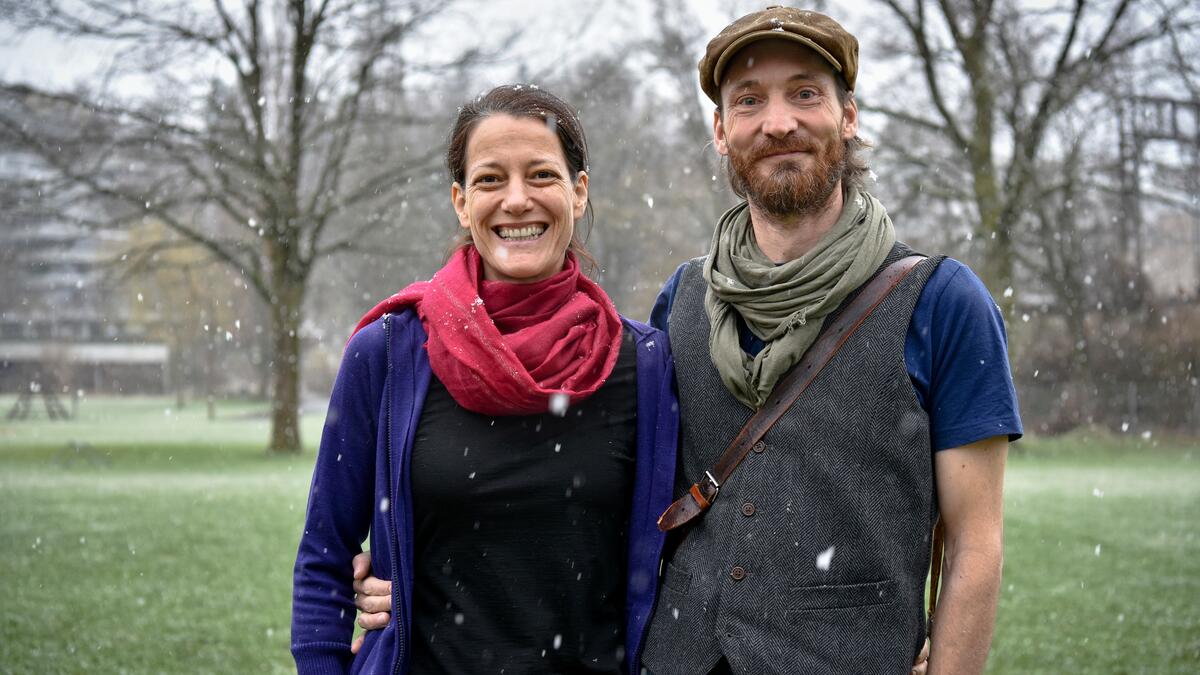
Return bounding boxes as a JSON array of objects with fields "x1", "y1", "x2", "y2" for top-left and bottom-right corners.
[{"x1": 0, "y1": 1, "x2": 890, "y2": 114}]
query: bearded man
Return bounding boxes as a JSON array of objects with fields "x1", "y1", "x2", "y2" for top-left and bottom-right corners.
[{"x1": 638, "y1": 7, "x2": 1021, "y2": 675}]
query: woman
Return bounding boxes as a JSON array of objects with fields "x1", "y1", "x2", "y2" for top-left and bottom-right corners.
[{"x1": 291, "y1": 85, "x2": 678, "y2": 675}]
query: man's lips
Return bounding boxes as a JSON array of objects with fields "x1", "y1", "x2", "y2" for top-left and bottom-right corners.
[{"x1": 757, "y1": 148, "x2": 810, "y2": 161}]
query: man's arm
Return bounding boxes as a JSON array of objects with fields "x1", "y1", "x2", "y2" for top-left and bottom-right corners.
[{"x1": 928, "y1": 434, "x2": 1007, "y2": 675}]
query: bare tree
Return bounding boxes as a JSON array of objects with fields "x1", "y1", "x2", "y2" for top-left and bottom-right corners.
[
  {"x1": 867, "y1": 0, "x2": 1198, "y2": 313},
  {"x1": 0, "y1": 0, "x2": 479, "y2": 452}
]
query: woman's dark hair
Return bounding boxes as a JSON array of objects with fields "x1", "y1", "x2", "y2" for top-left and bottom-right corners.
[{"x1": 445, "y1": 84, "x2": 597, "y2": 273}]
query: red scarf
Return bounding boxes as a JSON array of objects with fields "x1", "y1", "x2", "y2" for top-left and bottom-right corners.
[{"x1": 352, "y1": 246, "x2": 623, "y2": 416}]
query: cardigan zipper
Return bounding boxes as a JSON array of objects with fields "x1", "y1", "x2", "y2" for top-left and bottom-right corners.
[{"x1": 383, "y1": 314, "x2": 407, "y2": 674}]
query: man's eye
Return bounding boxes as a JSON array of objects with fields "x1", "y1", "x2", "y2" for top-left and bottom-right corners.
[
  {"x1": 737, "y1": 96, "x2": 758, "y2": 106},
  {"x1": 797, "y1": 90, "x2": 817, "y2": 100}
]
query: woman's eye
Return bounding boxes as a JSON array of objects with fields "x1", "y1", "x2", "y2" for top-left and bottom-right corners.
[
  {"x1": 532, "y1": 170, "x2": 557, "y2": 180},
  {"x1": 474, "y1": 175, "x2": 500, "y2": 185}
]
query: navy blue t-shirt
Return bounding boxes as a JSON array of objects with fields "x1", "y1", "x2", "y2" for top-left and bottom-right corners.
[{"x1": 649, "y1": 258, "x2": 1023, "y2": 451}]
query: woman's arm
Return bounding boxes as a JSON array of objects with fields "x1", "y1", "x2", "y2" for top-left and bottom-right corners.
[{"x1": 291, "y1": 326, "x2": 385, "y2": 674}]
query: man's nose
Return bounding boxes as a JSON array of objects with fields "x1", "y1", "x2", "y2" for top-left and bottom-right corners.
[{"x1": 760, "y1": 99, "x2": 799, "y2": 138}]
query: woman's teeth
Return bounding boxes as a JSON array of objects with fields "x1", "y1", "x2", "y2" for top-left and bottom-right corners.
[{"x1": 496, "y1": 225, "x2": 547, "y2": 241}]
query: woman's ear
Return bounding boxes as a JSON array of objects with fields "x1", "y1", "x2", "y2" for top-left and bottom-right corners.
[
  {"x1": 571, "y1": 171, "x2": 589, "y2": 221},
  {"x1": 451, "y1": 182, "x2": 470, "y2": 229}
]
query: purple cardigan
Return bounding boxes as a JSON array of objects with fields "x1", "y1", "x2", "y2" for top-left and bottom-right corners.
[{"x1": 291, "y1": 310, "x2": 679, "y2": 674}]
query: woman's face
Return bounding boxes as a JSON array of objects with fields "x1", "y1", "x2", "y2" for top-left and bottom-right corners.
[{"x1": 452, "y1": 114, "x2": 588, "y2": 284}]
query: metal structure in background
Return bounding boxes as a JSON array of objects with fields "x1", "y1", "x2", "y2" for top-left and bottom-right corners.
[
  {"x1": 1113, "y1": 94, "x2": 1200, "y2": 429},
  {"x1": 1118, "y1": 95, "x2": 1200, "y2": 296},
  {"x1": 6, "y1": 377, "x2": 70, "y2": 420}
]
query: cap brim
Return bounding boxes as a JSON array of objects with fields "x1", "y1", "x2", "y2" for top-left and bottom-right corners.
[{"x1": 712, "y1": 29, "x2": 843, "y2": 93}]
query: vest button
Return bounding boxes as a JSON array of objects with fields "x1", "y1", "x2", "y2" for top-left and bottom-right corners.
[
  {"x1": 730, "y1": 566, "x2": 746, "y2": 581},
  {"x1": 741, "y1": 502, "x2": 756, "y2": 517},
  {"x1": 752, "y1": 441, "x2": 766, "y2": 454}
]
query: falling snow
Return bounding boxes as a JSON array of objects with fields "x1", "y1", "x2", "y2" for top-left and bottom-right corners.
[{"x1": 816, "y1": 545, "x2": 836, "y2": 571}]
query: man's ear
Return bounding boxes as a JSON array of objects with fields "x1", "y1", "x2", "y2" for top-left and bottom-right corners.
[
  {"x1": 713, "y1": 108, "x2": 730, "y2": 156},
  {"x1": 840, "y1": 95, "x2": 859, "y2": 141},
  {"x1": 451, "y1": 182, "x2": 470, "y2": 230}
]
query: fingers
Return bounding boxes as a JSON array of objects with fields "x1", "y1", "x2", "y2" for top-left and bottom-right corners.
[
  {"x1": 353, "y1": 576, "x2": 393, "y2": 609},
  {"x1": 352, "y1": 551, "x2": 373, "y2": 580},
  {"x1": 911, "y1": 638, "x2": 931, "y2": 675},
  {"x1": 349, "y1": 551, "x2": 388, "y2": 652},
  {"x1": 357, "y1": 610, "x2": 391, "y2": 631}
]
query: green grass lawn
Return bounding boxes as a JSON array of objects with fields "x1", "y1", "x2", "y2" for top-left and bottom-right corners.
[{"x1": 1, "y1": 398, "x2": 1197, "y2": 673}]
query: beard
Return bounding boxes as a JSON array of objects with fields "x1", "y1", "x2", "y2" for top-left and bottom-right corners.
[{"x1": 726, "y1": 131, "x2": 847, "y2": 219}]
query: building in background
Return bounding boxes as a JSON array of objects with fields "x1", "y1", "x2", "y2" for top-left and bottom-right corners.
[{"x1": 0, "y1": 148, "x2": 168, "y2": 397}]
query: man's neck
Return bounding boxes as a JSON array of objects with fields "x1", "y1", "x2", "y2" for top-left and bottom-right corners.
[{"x1": 748, "y1": 184, "x2": 845, "y2": 264}]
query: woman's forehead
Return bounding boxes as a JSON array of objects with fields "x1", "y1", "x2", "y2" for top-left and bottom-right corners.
[{"x1": 466, "y1": 114, "x2": 566, "y2": 168}]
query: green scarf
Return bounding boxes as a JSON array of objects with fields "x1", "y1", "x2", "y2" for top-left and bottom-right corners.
[{"x1": 703, "y1": 188, "x2": 896, "y2": 409}]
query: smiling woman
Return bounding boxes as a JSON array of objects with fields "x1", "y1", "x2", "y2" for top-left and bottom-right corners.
[
  {"x1": 289, "y1": 85, "x2": 679, "y2": 675},
  {"x1": 446, "y1": 85, "x2": 597, "y2": 280},
  {"x1": 450, "y1": 113, "x2": 587, "y2": 283}
]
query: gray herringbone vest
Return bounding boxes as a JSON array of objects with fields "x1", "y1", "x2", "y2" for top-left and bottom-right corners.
[{"x1": 641, "y1": 244, "x2": 943, "y2": 675}]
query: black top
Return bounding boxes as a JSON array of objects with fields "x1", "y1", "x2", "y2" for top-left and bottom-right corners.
[{"x1": 408, "y1": 331, "x2": 638, "y2": 675}]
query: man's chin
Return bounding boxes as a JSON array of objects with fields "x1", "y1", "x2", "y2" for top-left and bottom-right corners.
[{"x1": 751, "y1": 170, "x2": 806, "y2": 199}]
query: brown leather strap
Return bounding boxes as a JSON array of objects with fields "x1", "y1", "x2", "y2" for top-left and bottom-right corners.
[
  {"x1": 657, "y1": 255, "x2": 926, "y2": 532},
  {"x1": 928, "y1": 517, "x2": 946, "y2": 627}
]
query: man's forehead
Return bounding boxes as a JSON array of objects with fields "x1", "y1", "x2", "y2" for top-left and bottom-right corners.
[{"x1": 719, "y1": 39, "x2": 837, "y2": 89}]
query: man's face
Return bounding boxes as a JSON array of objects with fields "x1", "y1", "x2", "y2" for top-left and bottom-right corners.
[{"x1": 713, "y1": 39, "x2": 859, "y2": 218}]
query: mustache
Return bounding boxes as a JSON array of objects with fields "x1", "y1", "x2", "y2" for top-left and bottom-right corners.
[{"x1": 744, "y1": 137, "x2": 817, "y2": 163}]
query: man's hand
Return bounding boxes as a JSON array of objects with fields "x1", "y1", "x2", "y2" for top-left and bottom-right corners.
[{"x1": 349, "y1": 550, "x2": 393, "y2": 654}]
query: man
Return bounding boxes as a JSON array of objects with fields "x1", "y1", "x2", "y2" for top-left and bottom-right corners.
[{"x1": 350, "y1": 7, "x2": 1020, "y2": 674}]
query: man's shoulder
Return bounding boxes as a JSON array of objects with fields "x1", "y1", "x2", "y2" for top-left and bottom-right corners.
[
  {"x1": 650, "y1": 256, "x2": 708, "y2": 331},
  {"x1": 916, "y1": 257, "x2": 1001, "y2": 321},
  {"x1": 675, "y1": 256, "x2": 707, "y2": 285},
  {"x1": 676, "y1": 255, "x2": 707, "y2": 274}
]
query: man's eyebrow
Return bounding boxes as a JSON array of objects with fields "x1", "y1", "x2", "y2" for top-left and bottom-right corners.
[
  {"x1": 728, "y1": 78, "x2": 760, "y2": 92},
  {"x1": 728, "y1": 72, "x2": 823, "y2": 93}
]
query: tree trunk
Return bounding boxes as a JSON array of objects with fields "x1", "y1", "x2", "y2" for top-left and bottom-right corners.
[
  {"x1": 981, "y1": 212, "x2": 1015, "y2": 317},
  {"x1": 267, "y1": 278, "x2": 304, "y2": 454},
  {"x1": 962, "y1": 27, "x2": 1015, "y2": 318}
]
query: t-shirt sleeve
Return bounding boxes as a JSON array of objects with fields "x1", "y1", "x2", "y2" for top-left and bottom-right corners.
[
  {"x1": 906, "y1": 259, "x2": 1024, "y2": 451},
  {"x1": 649, "y1": 262, "x2": 689, "y2": 333}
]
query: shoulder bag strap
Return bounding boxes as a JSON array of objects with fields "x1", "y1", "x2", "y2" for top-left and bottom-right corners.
[{"x1": 656, "y1": 254, "x2": 926, "y2": 532}]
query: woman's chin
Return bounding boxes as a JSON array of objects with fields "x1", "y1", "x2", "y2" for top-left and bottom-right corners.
[{"x1": 481, "y1": 254, "x2": 564, "y2": 284}]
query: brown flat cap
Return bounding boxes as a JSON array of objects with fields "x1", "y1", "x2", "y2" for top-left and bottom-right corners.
[{"x1": 699, "y1": 6, "x2": 858, "y2": 104}]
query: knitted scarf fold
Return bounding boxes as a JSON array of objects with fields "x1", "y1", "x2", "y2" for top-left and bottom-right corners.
[
  {"x1": 353, "y1": 246, "x2": 623, "y2": 416},
  {"x1": 703, "y1": 188, "x2": 895, "y2": 409}
]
